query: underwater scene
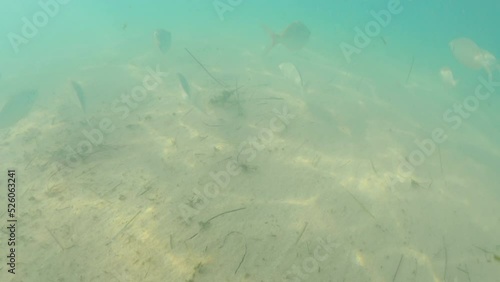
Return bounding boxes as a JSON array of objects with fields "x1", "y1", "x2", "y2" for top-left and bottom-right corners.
[{"x1": 0, "y1": 0, "x2": 499, "y2": 281}]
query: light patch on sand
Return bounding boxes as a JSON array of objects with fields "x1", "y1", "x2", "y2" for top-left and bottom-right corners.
[
  {"x1": 164, "y1": 252, "x2": 213, "y2": 277},
  {"x1": 276, "y1": 196, "x2": 318, "y2": 206}
]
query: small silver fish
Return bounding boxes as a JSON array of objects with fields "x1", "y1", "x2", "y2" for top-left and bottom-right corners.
[
  {"x1": 177, "y1": 73, "x2": 206, "y2": 114},
  {"x1": 154, "y1": 29, "x2": 172, "y2": 54},
  {"x1": 177, "y1": 73, "x2": 191, "y2": 100},
  {"x1": 279, "y1": 62, "x2": 303, "y2": 87},
  {"x1": 449, "y1": 37, "x2": 498, "y2": 79},
  {"x1": 279, "y1": 62, "x2": 305, "y2": 94},
  {"x1": 70, "y1": 80, "x2": 86, "y2": 113},
  {"x1": 440, "y1": 67, "x2": 458, "y2": 87},
  {"x1": 0, "y1": 90, "x2": 38, "y2": 129}
]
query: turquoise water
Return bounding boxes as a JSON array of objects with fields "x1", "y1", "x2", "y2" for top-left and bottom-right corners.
[{"x1": 1, "y1": 0, "x2": 499, "y2": 281}]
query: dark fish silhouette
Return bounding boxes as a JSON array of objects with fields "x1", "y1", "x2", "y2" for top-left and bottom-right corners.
[
  {"x1": 264, "y1": 21, "x2": 310, "y2": 53},
  {"x1": 0, "y1": 90, "x2": 38, "y2": 129},
  {"x1": 70, "y1": 80, "x2": 86, "y2": 113},
  {"x1": 154, "y1": 29, "x2": 172, "y2": 54}
]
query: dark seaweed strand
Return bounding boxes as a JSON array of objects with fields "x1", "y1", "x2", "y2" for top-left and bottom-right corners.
[
  {"x1": 205, "y1": 207, "x2": 247, "y2": 224},
  {"x1": 235, "y1": 243, "x2": 247, "y2": 274},
  {"x1": 295, "y1": 222, "x2": 308, "y2": 245},
  {"x1": 347, "y1": 190, "x2": 376, "y2": 220},
  {"x1": 392, "y1": 255, "x2": 404, "y2": 282},
  {"x1": 185, "y1": 48, "x2": 226, "y2": 87}
]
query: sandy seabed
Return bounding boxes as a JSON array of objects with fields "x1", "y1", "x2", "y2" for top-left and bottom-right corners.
[{"x1": 1, "y1": 39, "x2": 499, "y2": 282}]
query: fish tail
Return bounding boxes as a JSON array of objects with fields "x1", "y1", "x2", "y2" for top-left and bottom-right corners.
[{"x1": 262, "y1": 24, "x2": 278, "y2": 54}]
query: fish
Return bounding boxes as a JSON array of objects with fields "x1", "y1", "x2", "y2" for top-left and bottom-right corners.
[
  {"x1": 0, "y1": 90, "x2": 38, "y2": 129},
  {"x1": 70, "y1": 80, "x2": 86, "y2": 113},
  {"x1": 264, "y1": 21, "x2": 310, "y2": 53},
  {"x1": 449, "y1": 37, "x2": 498, "y2": 79},
  {"x1": 177, "y1": 73, "x2": 206, "y2": 114},
  {"x1": 440, "y1": 67, "x2": 458, "y2": 87},
  {"x1": 474, "y1": 49, "x2": 498, "y2": 79},
  {"x1": 450, "y1": 38, "x2": 485, "y2": 70},
  {"x1": 279, "y1": 62, "x2": 305, "y2": 94},
  {"x1": 154, "y1": 29, "x2": 172, "y2": 54},
  {"x1": 177, "y1": 73, "x2": 191, "y2": 100}
]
